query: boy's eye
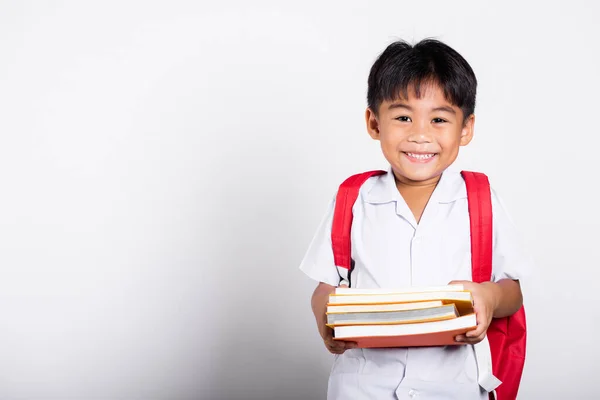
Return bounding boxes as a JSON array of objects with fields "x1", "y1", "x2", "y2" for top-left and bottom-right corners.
[
  {"x1": 395, "y1": 116, "x2": 412, "y2": 122},
  {"x1": 432, "y1": 118, "x2": 447, "y2": 124}
]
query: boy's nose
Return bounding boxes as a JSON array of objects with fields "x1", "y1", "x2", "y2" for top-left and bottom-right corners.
[
  {"x1": 407, "y1": 130, "x2": 433, "y2": 143},
  {"x1": 407, "y1": 120, "x2": 433, "y2": 143}
]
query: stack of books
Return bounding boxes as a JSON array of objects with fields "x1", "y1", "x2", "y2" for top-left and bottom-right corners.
[{"x1": 328, "y1": 284, "x2": 477, "y2": 348}]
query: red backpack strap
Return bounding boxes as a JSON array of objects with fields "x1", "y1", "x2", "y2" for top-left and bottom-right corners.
[
  {"x1": 331, "y1": 170, "x2": 387, "y2": 286},
  {"x1": 463, "y1": 171, "x2": 527, "y2": 399},
  {"x1": 461, "y1": 171, "x2": 493, "y2": 283}
]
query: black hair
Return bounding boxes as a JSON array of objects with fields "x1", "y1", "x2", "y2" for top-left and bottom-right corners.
[{"x1": 367, "y1": 38, "x2": 477, "y2": 120}]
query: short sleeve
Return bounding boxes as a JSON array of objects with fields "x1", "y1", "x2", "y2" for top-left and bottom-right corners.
[
  {"x1": 298, "y1": 196, "x2": 341, "y2": 287},
  {"x1": 491, "y1": 188, "x2": 534, "y2": 282}
]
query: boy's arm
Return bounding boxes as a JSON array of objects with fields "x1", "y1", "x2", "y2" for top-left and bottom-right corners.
[
  {"x1": 486, "y1": 278, "x2": 523, "y2": 318},
  {"x1": 311, "y1": 282, "x2": 357, "y2": 354}
]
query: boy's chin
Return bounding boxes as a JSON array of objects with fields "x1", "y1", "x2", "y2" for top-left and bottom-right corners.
[{"x1": 392, "y1": 168, "x2": 442, "y2": 185}]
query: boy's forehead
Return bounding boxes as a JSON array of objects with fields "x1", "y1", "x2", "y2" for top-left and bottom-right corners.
[
  {"x1": 391, "y1": 81, "x2": 453, "y2": 105},
  {"x1": 379, "y1": 81, "x2": 459, "y2": 110}
]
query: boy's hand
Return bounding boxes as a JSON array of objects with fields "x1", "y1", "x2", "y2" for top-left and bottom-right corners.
[
  {"x1": 449, "y1": 280, "x2": 499, "y2": 344},
  {"x1": 312, "y1": 282, "x2": 358, "y2": 354},
  {"x1": 320, "y1": 322, "x2": 358, "y2": 354}
]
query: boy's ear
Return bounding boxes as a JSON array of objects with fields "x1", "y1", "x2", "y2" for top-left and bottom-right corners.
[
  {"x1": 365, "y1": 108, "x2": 380, "y2": 140},
  {"x1": 460, "y1": 114, "x2": 475, "y2": 146}
]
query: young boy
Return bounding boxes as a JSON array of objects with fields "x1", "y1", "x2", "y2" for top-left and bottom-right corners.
[{"x1": 299, "y1": 39, "x2": 531, "y2": 399}]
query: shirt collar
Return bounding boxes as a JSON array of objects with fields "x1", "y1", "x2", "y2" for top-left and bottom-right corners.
[{"x1": 363, "y1": 165, "x2": 467, "y2": 204}]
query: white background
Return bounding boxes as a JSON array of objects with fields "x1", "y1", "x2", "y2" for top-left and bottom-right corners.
[{"x1": 0, "y1": 1, "x2": 598, "y2": 399}]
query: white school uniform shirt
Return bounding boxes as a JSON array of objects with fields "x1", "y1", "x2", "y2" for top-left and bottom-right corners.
[{"x1": 299, "y1": 166, "x2": 532, "y2": 400}]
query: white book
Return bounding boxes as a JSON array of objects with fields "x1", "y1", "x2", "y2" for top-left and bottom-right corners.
[
  {"x1": 333, "y1": 314, "x2": 477, "y2": 348},
  {"x1": 328, "y1": 290, "x2": 472, "y2": 305},
  {"x1": 334, "y1": 284, "x2": 465, "y2": 296},
  {"x1": 327, "y1": 303, "x2": 458, "y2": 327},
  {"x1": 327, "y1": 300, "x2": 444, "y2": 314}
]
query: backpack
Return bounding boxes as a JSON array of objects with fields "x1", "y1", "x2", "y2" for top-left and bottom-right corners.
[{"x1": 330, "y1": 170, "x2": 527, "y2": 400}]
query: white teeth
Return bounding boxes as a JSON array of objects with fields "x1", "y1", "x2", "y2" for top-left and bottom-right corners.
[{"x1": 407, "y1": 153, "x2": 435, "y2": 160}]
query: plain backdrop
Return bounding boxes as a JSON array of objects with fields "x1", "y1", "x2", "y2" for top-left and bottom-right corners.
[{"x1": 0, "y1": 1, "x2": 598, "y2": 399}]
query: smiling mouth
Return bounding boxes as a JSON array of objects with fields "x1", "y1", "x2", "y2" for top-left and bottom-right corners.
[{"x1": 404, "y1": 152, "x2": 437, "y2": 161}]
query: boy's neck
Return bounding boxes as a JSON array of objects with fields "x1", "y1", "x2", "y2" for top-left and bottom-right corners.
[{"x1": 393, "y1": 173, "x2": 441, "y2": 224}]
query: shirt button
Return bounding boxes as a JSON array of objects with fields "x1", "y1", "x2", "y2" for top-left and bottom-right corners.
[{"x1": 408, "y1": 389, "x2": 419, "y2": 398}]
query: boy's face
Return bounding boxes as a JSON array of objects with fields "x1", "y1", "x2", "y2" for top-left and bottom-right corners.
[{"x1": 366, "y1": 83, "x2": 474, "y2": 186}]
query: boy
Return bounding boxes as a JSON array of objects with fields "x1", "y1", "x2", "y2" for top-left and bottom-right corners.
[{"x1": 299, "y1": 39, "x2": 531, "y2": 399}]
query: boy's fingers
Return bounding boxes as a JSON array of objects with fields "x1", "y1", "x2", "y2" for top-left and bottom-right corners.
[
  {"x1": 468, "y1": 310, "x2": 489, "y2": 337},
  {"x1": 326, "y1": 340, "x2": 347, "y2": 353},
  {"x1": 466, "y1": 325, "x2": 485, "y2": 338},
  {"x1": 455, "y1": 333, "x2": 486, "y2": 344},
  {"x1": 325, "y1": 340, "x2": 341, "y2": 349},
  {"x1": 325, "y1": 338, "x2": 358, "y2": 353},
  {"x1": 464, "y1": 333, "x2": 486, "y2": 344},
  {"x1": 326, "y1": 337, "x2": 343, "y2": 348}
]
